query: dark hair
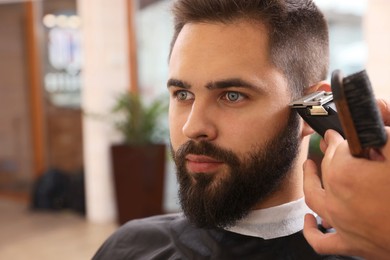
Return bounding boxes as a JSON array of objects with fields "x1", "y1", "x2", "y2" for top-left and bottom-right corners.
[{"x1": 170, "y1": 0, "x2": 329, "y2": 97}]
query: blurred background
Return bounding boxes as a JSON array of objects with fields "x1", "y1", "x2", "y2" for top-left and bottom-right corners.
[{"x1": 0, "y1": 0, "x2": 389, "y2": 259}]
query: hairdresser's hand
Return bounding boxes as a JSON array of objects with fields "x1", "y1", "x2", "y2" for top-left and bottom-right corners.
[
  {"x1": 303, "y1": 129, "x2": 390, "y2": 259},
  {"x1": 378, "y1": 98, "x2": 390, "y2": 126}
]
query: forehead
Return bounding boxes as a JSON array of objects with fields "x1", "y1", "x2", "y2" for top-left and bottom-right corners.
[
  {"x1": 169, "y1": 20, "x2": 271, "y2": 73},
  {"x1": 168, "y1": 20, "x2": 288, "y2": 93}
]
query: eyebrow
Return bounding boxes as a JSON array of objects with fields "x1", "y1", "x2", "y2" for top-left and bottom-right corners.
[
  {"x1": 167, "y1": 78, "x2": 191, "y2": 89},
  {"x1": 167, "y1": 78, "x2": 261, "y2": 92},
  {"x1": 206, "y1": 78, "x2": 259, "y2": 91}
]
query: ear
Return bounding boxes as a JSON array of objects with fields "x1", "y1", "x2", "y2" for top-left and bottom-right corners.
[
  {"x1": 304, "y1": 80, "x2": 331, "y2": 94},
  {"x1": 300, "y1": 81, "x2": 331, "y2": 137}
]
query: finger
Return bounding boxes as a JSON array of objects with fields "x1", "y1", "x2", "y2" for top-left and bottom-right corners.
[
  {"x1": 380, "y1": 127, "x2": 390, "y2": 157},
  {"x1": 369, "y1": 127, "x2": 390, "y2": 162},
  {"x1": 324, "y1": 129, "x2": 344, "y2": 148},
  {"x1": 303, "y1": 213, "x2": 319, "y2": 233},
  {"x1": 320, "y1": 129, "x2": 343, "y2": 154},
  {"x1": 322, "y1": 130, "x2": 345, "y2": 170},
  {"x1": 303, "y1": 214, "x2": 351, "y2": 255},
  {"x1": 321, "y1": 219, "x2": 332, "y2": 230},
  {"x1": 303, "y1": 160, "x2": 326, "y2": 217},
  {"x1": 369, "y1": 148, "x2": 385, "y2": 161},
  {"x1": 319, "y1": 138, "x2": 327, "y2": 154},
  {"x1": 377, "y1": 99, "x2": 390, "y2": 126}
]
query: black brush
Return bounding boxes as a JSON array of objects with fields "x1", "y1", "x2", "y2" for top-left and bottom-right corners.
[
  {"x1": 331, "y1": 69, "x2": 387, "y2": 157},
  {"x1": 290, "y1": 69, "x2": 387, "y2": 158}
]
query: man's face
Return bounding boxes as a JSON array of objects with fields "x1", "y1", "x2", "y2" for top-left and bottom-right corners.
[{"x1": 167, "y1": 21, "x2": 301, "y2": 228}]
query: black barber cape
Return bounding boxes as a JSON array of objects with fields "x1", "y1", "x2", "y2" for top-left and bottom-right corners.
[{"x1": 93, "y1": 213, "x2": 360, "y2": 260}]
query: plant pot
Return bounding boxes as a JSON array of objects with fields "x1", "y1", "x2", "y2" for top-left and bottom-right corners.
[{"x1": 111, "y1": 143, "x2": 166, "y2": 225}]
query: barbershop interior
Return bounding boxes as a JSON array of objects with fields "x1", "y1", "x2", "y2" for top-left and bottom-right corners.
[{"x1": 0, "y1": 0, "x2": 389, "y2": 259}]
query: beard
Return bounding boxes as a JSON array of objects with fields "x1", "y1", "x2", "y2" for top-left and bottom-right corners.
[{"x1": 171, "y1": 112, "x2": 301, "y2": 229}]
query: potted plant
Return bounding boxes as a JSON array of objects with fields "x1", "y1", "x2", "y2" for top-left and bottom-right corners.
[{"x1": 110, "y1": 92, "x2": 168, "y2": 225}]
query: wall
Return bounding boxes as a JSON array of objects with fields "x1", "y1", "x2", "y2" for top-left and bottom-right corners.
[
  {"x1": 78, "y1": 0, "x2": 129, "y2": 223},
  {"x1": 136, "y1": 0, "x2": 179, "y2": 213},
  {"x1": 46, "y1": 105, "x2": 83, "y2": 173},
  {"x1": 0, "y1": 3, "x2": 34, "y2": 192},
  {"x1": 365, "y1": 0, "x2": 390, "y2": 99}
]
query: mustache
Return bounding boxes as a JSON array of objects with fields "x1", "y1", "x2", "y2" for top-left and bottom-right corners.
[{"x1": 172, "y1": 140, "x2": 240, "y2": 166}]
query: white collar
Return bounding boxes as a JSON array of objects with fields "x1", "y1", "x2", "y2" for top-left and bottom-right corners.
[{"x1": 225, "y1": 197, "x2": 314, "y2": 240}]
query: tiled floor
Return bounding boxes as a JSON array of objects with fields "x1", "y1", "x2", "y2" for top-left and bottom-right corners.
[{"x1": 0, "y1": 199, "x2": 118, "y2": 260}]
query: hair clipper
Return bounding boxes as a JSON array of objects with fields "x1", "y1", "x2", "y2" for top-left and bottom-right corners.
[
  {"x1": 290, "y1": 70, "x2": 387, "y2": 158},
  {"x1": 290, "y1": 91, "x2": 344, "y2": 138}
]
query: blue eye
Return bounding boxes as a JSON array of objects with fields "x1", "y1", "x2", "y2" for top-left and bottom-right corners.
[
  {"x1": 177, "y1": 91, "x2": 188, "y2": 100},
  {"x1": 225, "y1": 91, "x2": 243, "y2": 102},
  {"x1": 174, "y1": 90, "x2": 194, "y2": 101}
]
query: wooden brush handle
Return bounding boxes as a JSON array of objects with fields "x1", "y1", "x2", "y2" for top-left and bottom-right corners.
[{"x1": 331, "y1": 70, "x2": 366, "y2": 157}]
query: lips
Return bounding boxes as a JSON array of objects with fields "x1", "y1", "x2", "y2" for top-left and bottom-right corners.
[{"x1": 185, "y1": 154, "x2": 223, "y2": 173}]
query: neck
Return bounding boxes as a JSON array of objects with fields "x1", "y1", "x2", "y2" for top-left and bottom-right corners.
[
  {"x1": 252, "y1": 135, "x2": 310, "y2": 210},
  {"x1": 252, "y1": 173, "x2": 304, "y2": 210}
]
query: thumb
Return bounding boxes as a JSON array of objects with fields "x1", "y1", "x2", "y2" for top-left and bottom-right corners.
[
  {"x1": 322, "y1": 129, "x2": 344, "y2": 159},
  {"x1": 303, "y1": 214, "x2": 352, "y2": 256}
]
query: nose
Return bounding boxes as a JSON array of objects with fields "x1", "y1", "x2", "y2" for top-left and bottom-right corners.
[{"x1": 182, "y1": 102, "x2": 217, "y2": 142}]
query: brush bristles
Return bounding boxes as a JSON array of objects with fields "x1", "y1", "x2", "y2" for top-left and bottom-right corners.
[{"x1": 343, "y1": 71, "x2": 387, "y2": 148}]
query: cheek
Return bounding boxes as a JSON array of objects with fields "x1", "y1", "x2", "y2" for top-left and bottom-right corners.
[
  {"x1": 225, "y1": 120, "x2": 268, "y2": 153},
  {"x1": 169, "y1": 107, "x2": 186, "y2": 149},
  {"x1": 223, "y1": 108, "x2": 289, "y2": 153}
]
